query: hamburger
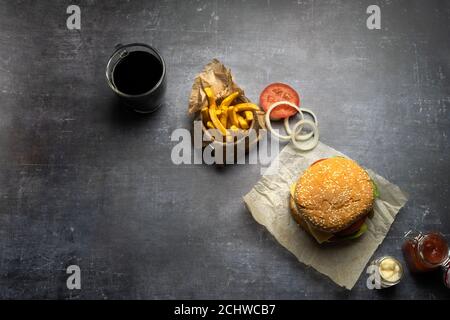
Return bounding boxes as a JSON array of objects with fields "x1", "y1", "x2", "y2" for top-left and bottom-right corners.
[{"x1": 289, "y1": 157, "x2": 378, "y2": 243}]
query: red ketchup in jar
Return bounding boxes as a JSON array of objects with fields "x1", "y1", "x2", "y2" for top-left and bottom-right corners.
[{"x1": 402, "y1": 231, "x2": 449, "y2": 273}]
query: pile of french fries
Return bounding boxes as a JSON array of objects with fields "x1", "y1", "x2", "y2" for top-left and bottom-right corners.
[{"x1": 201, "y1": 87, "x2": 260, "y2": 136}]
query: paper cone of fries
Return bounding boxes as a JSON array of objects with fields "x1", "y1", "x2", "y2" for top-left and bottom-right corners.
[{"x1": 188, "y1": 59, "x2": 265, "y2": 164}]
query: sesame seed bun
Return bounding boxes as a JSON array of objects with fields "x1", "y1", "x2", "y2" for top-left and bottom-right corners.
[
  {"x1": 293, "y1": 157, "x2": 374, "y2": 233},
  {"x1": 289, "y1": 196, "x2": 310, "y2": 232}
]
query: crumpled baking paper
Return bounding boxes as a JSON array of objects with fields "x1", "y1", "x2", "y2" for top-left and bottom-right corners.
[
  {"x1": 243, "y1": 142, "x2": 408, "y2": 289},
  {"x1": 188, "y1": 59, "x2": 249, "y2": 115}
]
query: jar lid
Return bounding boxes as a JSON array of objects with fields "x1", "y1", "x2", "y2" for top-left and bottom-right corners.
[
  {"x1": 443, "y1": 267, "x2": 450, "y2": 289},
  {"x1": 442, "y1": 250, "x2": 450, "y2": 289}
]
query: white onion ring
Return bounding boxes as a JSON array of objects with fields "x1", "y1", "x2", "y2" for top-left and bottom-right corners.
[
  {"x1": 265, "y1": 101, "x2": 303, "y2": 141},
  {"x1": 284, "y1": 107, "x2": 318, "y2": 141},
  {"x1": 291, "y1": 119, "x2": 319, "y2": 151}
]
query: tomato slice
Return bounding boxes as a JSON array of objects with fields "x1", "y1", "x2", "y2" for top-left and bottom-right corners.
[
  {"x1": 310, "y1": 158, "x2": 327, "y2": 167},
  {"x1": 260, "y1": 83, "x2": 300, "y2": 120}
]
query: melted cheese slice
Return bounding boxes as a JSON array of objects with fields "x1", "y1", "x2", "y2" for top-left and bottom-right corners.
[
  {"x1": 304, "y1": 221, "x2": 334, "y2": 244},
  {"x1": 289, "y1": 183, "x2": 296, "y2": 198},
  {"x1": 290, "y1": 183, "x2": 333, "y2": 244}
]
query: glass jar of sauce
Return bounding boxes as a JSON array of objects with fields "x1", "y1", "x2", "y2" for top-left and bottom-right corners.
[
  {"x1": 370, "y1": 256, "x2": 403, "y2": 288},
  {"x1": 402, "y1": 231, "x2": 449, "y2": 273}
]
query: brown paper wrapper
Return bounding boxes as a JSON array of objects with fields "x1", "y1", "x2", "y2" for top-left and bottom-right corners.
[
  {"x1": 188, "y1": 59, "x2": 249, "y2": 115},
  {"x1": 188, "y1": 59, "x2": 266, "y2": 162}
]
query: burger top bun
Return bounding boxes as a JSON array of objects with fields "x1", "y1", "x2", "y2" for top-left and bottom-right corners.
[{"x1": 294, "y1": 157, "x2": 374, "y2": 233}]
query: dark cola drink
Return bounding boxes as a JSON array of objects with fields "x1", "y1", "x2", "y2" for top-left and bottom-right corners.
[{"x1": 106, "y1": 43, "x2": 166, "y2": 113}]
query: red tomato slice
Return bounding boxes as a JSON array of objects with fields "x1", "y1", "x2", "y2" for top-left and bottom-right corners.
[
  {"x1": 310, "y1": 158, "x2": 327, "y2": 167},
  {"x1": 260, "y1": 83, "x2": 300, "y2": 120}
]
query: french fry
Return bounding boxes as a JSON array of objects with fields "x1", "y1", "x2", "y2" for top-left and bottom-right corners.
[
  {"x1": 206, "y1": 121, "x2": 215, "y2": 129},
  {"x1": 205, "y1": 87, "x2": 228, "y2": 136},
  {"x1": 209, "y1": 101, "x2": 228, "y2": 136},
  {"x1": 219, "y1": 108, "x2": 228, "y2": 128},
  {"x1": 230, "y1": 107, "x2": 240, "y2": 128},
  {"x1": 209, "y1": 108, "x2": 227, "y2": 136},
  {"x1": 219, "y1": 92, "x2": 239, "y2": 109},
  {"x1": 230, "y1": 125, "x2": 239, "y2": 132},
  {"x1": 234, "y1": 103, "x2": 260, "y2": 113},
  {"x1": 204, "y1": 87, "x2": 216, "y2": 108},
  {"x1": 227, "y1": 107, "x2": 234, "y2": 128},
  {"x1": 221, "y1": 105, "x2": 228, "y2": 113},
  {"x1": 237, "y1": 115, "x2": 249, "y2": 129},
  {"x1": 244, "y1": 110, "x2": 253, "y2": 121}
]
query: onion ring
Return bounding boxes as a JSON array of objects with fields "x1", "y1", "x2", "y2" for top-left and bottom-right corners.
[
  {"x1": 284, "y1": 107, "x2": 318, "y2": 141},
  {"x1": 291, "y1": 119, "x2": 319, "y2": 151},
  {"x1": 265, "y1": 101, "x2": 303, "y2": 141}
]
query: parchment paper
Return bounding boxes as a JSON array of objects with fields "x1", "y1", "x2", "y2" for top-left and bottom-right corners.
[
  {"x1": 188, "y1": 59, "x2": 248, "y2": 115},
  {"x1": 243, "y1": 142, "x2": 408, "y2": 289}
]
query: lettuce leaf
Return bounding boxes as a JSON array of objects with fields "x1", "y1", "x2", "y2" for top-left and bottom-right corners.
[
  {"x1": 342, "y1": 223, "x2": 368, "y2": 240},
  {"x1": 328, "y1": 223, "x2": 368, "y2": 242},
  {"x1": 371, "y1": 179, "x2": 379, "y2": 198}
]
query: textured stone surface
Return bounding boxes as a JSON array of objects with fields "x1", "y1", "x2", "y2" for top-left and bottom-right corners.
[{"x1": 0, "y1": 0, "x2": 448, "y2": 299}]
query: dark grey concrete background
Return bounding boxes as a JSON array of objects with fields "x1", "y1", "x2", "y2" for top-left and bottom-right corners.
[{"x1": 0, "y1": 0, "x2": 449, "y2": 299}]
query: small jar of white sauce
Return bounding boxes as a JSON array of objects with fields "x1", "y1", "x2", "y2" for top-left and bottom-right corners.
[{"x1": 371, "y1": 256, "x2": 404, "y2": 288}]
